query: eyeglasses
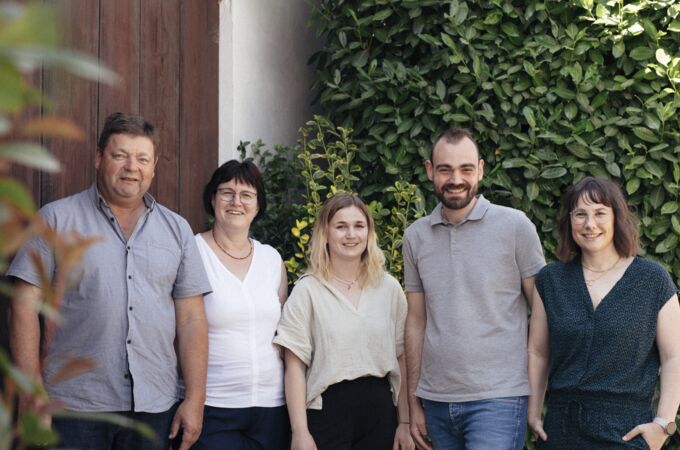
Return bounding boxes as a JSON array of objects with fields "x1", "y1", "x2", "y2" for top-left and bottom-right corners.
[
  {"x1": 216, "y1": 189, "x2": 257, "y2": 205},
  {"x1": 569, "y1": 210, "x2": 612, "y2": 225}
]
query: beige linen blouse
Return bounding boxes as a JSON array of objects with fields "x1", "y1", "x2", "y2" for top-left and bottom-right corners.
[{"x1": 274, "y1": 272, "x2": 407, "y2": 410}]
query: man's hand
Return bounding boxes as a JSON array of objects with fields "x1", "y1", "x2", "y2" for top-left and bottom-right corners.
[
  {"x1": 18, "y1": 391, "x2": 52, "y2": 430},
  {"x1": 409, "y1": 400, "x2": 432, "y2": 450},
  {"x1": 169, "y1": 398, "x2": 203, "y2": 450},
  {"x1": 172, "y1": 295, "x2": 207, "y2": 449},
  {"x1": 528, "y1": 415, "x2": 547, "y2": 442}
]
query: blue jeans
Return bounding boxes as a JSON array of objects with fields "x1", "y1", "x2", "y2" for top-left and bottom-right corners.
[
  {"x1": 422, "y1": 396, "x2": 528, "y2": 450},
  {"x1": 50, "y1": 403, "x2": 178, "y2": 450}
]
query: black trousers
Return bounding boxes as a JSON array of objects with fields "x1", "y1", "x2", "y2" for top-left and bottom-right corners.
[{"x1": 307, "y1": 376, "x2": 397, "y2": 450}]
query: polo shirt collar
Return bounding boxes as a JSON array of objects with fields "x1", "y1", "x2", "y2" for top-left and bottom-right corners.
[
  {"x1": 89, "y1": 183, "x2": 157, "y2": 212},
  {"x1": 429, "y1": 194, "x2": 491, "y2": 226}
]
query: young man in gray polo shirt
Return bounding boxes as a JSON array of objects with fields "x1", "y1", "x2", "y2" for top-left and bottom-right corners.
[
  {"x1": 7, "y1": 113, "x2": 212, "y2": 450},
  {"x1": 403, "y1": 128, "x2": 545, "y2": 450}
]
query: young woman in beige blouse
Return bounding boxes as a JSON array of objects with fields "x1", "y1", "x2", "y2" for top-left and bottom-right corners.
[{"x1": 274, "y1": 194, "x2": 414, "y2": 450}]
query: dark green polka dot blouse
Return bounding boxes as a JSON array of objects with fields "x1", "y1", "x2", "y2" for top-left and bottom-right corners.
[{"x1": 536, "y1": 256, "x2": 678, "y2": 404}]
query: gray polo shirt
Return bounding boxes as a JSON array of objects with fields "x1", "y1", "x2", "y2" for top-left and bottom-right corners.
[
  {"x1": 403, "y1": 195, "x2": 544, "y2": 402},
  {"x1": 7, "y1": 185, "x2": 211, "y2": 412}
]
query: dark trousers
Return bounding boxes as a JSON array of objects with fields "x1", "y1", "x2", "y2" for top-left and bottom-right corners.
[
  {"x1": 538, "y1": 396, "x2": 652, "y2": 450},
  {"x1": 189, "y1": 405, "x2": 290, "y2": 450},
  {"x1": 307, "y1": 376, "x2": 397, "y2": 450},
  {"x1": 50, "y1": 403, "x2": 178, "y2": 450}
]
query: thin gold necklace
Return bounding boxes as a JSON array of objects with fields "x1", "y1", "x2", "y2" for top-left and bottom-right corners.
[
  {"x1": 583, "y1": 256, "x2": 620, "y2": 286},
  {"x1": 331, "y1": 274, "x2": 359, "y2": 291},
  {"x1": 211, "y1": 229, "x2": 252, "y2": 260}
]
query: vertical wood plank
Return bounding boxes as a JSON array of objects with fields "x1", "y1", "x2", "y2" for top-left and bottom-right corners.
[
  {"x1": 179, "y1": 0, "x2": 219, "y2": 231},
  {"x1": 8, "y1": 69, "x2": 42, "y2": 208},
  {"x1": 97, "y1": 0, "x2": 141, "y2": 131},
  {"x1": 40, "y1": 0, "x2": 100, "y2": 204},
  {"x1": 139, "y1": 0, "x2": 180, "y2": 212}
]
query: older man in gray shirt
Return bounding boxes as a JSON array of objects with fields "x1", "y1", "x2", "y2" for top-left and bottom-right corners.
[
  {"x1": 404, "y1": 128, "x2": 545, "y2": 450},
  {"x1": 7, "y1": 112, "x2": 211, "y2": 450}
]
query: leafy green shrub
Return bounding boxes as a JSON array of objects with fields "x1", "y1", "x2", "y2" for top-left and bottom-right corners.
[{"x1": 309, "y1": 0, "x2": 680, "y2": 288}]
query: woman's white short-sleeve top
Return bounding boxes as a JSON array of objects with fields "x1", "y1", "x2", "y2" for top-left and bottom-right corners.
[{"x1": 196, "y1": 234, "x2": 285, "y2": 408}]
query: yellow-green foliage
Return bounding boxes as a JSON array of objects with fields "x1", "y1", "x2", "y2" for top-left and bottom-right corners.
[{"x1": 283, "y1": 116, "x2": 426, "y2": 282}]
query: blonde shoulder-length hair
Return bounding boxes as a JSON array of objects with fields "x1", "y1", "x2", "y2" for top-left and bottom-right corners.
[{"x1": 306, "y1": 193, "x2": 385, "y2": 288}]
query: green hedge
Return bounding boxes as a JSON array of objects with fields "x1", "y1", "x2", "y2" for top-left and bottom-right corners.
[{"x1": 309, "y1": 0, "x2": 680, "y2": 286}]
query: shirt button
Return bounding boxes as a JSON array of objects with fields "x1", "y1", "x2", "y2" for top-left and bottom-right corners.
[
  {"x1": 127, "y1": 246, "x2": 131, "y2": 251},
  {"x1": 124, "y1": 374, "x2": 129, "y2": 379},
  {"x1": 128, "y1": 275, "x2": 132, "y2": 280},
  {"x1": 129, "y1": 306, "x2": 133, "y2": 311},
  {"x1": 127, "y1": 339, "x2": 132, "y2": 344},
  {"x1": 109, "y1": 217, "x2": 114, "y2": 222}
]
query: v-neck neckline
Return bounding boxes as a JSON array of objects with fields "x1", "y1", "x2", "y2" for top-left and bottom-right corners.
[
  {"x1": 578, "y1": 256, "x2": 637, "y2": 312},
  {"x1": 317, "y1": 276, "x2": 364, "y2": 312},
  {"x1": 198, "y1": 233, "x2": 255, "y2": 284}
]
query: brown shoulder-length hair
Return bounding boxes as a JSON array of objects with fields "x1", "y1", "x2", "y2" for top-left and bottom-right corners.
[
  {"x1": 307, "y1": 193, "x2": 385, "y2": 287},
  {"x1": 556, "y1": 176, "x2": 639, "y2": 262}
]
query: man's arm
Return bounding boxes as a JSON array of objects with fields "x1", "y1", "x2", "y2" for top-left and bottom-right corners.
[
  {"x1": 404, "y1": 291, "x2": 433, "y2": 450},
  {"x1": 9, "y1": 280, "x2": 43, "y2": 379},
  {"x1": 9, "y1": 279, "x2": 51, "y2": 426},
  {"x1": 527, "y1": 286, "x2": 550, "y2": 442},
  {"x1": 169, "y1": 295, "x2": 208, "y2": 450}
]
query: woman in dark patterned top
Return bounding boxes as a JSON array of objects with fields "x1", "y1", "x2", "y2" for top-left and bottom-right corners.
[{"x1": 527, "y1": 176, "x2": 680, "y2": 450}]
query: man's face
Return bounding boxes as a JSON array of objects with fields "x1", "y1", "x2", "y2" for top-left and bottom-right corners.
[
  {"x1": 95, "y1": 133, "x2": 156, "y2": 207},
  {"x1": 426, "y1": 137, "x2": 483, "y2": 210}
]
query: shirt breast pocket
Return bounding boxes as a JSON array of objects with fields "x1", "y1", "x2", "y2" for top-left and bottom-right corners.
[{"x1": 144, "y1": 241, "x2": 181, "y2": 292}]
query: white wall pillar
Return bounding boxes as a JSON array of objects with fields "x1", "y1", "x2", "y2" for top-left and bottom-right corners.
[{"x1": 219, "y1": 0, "x2": 320, "y2": 163}]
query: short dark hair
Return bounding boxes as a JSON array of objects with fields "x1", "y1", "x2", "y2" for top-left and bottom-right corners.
[
  {"x1": 556, "y1": 176, "x2": 639, "y2": 262},
  {"x1": 431, "y1": 127, "x2": 480, "y2": 161},
  {"x1": 97, "y1": 112, "x2": 157, "y2": 151},
  {"x1": 202, "y1": 159, "x2": 266, "y2": 220}
]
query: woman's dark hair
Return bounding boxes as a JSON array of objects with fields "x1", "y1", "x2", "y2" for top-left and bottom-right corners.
[
  {"x1": 202, "y1": 160, "x2": 266, "y2": 221},
  {"x1": 556, "y1": 176, "x2": 639, "y2": 261}
]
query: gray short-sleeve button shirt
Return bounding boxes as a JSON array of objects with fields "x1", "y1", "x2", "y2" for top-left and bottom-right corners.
[{"x1": 7, "y1": 185, "x2": 211, "y2": 412}]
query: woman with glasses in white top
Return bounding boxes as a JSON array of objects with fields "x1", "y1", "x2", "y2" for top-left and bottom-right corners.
[
  {"x1": 528, "y1": 176, "x2": 680, "y2": 450},
  {"x1": 188, "y1": 160, "x2": 289, "y2": 449},
  {"x1": 275, "y1": 193, "x2": 414, "y2": 450}
]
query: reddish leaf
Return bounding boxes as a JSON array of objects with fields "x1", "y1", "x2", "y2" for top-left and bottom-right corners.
[{"x1": 20, "y1": 116, "x2": 85, "y2": 141}]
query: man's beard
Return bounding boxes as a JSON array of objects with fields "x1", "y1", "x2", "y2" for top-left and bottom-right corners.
[{"x1": 435, "y1": 182, "x2": 478, "y2": 210}]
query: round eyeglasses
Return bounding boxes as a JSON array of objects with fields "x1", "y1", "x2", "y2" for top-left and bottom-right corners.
[
  {"x1": 569, "y1": 210, "x2": 612, "y2": 225},
  {"x1": 216, "y1": 189, "x2": 257, "y2": 205}
]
